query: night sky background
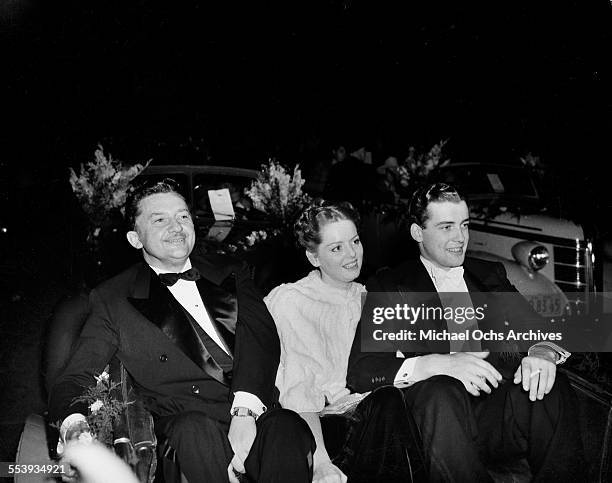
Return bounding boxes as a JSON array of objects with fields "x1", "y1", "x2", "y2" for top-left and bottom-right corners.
[{"x1": 2, "y1": 0, "x2": 610, "y2": 171}]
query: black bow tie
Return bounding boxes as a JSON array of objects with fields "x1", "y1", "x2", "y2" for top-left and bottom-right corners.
[{"x1": 158, "y1": 267, "x2": 201, "y2": 286}]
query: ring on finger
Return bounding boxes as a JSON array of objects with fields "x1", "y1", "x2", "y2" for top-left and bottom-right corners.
[{"x1": 529, "y1": 369, "x2": 543, "y2": 379}]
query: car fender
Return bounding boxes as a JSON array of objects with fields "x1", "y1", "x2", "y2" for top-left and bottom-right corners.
[{"x1": 468, "y1": 249, "x2": 570, "y2": 317}]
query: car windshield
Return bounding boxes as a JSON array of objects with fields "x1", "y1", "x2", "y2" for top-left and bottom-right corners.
[
  {"x1": 193, "y1": 173, "x2": 255, "y2": 218},
  {"x1": 438, "y1": 164, "x2": 539, "y2": 200}
]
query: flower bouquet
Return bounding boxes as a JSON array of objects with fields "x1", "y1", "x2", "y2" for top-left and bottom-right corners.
[
  {"x1": 222, "y1": 159, "x2": 311, "y2": 254},
  {"x1": 245, "y1": 159, "x2": 312, "y2": 227},
  {"x1": 70, "y1": 370, "x2": 133, "y2": 447},
  {"x1": 69, "y1": 146, "x2": 151, "y2": 244},
  {"x1": 397, "y1": 139, "x2": 451, "y2": 194}
]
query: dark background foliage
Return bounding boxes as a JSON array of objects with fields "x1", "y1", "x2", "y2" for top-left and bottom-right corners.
[{"x1": 1, "y1": 1, "x2": 610, "y2": 172}]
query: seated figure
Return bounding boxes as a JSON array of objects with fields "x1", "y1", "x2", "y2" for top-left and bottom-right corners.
[
  {"x1": 264, "y1": 199, "x2": 427, "y2": 483},
  {"x1": 348, "y1": 182, "x2": 586, "y2": 482},
  {"x1": 48, "y1": 178, "x2": 314, "y2": 482}
]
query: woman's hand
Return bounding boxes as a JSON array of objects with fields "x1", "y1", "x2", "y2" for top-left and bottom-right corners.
[{"x1": 313, "y1": 459, "x2": 347, "y2": 483}]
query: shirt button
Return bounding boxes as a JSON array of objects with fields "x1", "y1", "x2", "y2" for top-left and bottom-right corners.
[
  {"x1": 159, "y1": 354, "x2": 168, "y2": 362},
  {"x1": 191, "y1": 385, "x2": 200, "y2": 395}
]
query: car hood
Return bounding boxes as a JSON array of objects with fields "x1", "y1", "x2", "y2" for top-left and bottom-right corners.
[{"x1": 471, "y1": 211, "x2": 584, "y2": 241}]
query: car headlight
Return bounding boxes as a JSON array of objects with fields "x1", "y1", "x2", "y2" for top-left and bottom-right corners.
[{"x1": 511, "y1": 241, "x2": 549, "y2": 271}]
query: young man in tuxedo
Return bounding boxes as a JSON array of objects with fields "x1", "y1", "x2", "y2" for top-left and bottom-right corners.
[
  {"x1": 50, "y1": 179, "x2": 314, "y2": 482},
  {"x1": 347, "y1": 182, "x2": 585, "y2": 482}
]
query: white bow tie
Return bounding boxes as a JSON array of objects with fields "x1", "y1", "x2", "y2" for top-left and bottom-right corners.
[{"x1": 432, "y1": 266, "x2": 464, "y2": 284}]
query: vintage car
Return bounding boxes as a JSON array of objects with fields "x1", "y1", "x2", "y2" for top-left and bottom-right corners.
[{"x1": 436, "y1": 162, "x2": 598, "y2": 319}]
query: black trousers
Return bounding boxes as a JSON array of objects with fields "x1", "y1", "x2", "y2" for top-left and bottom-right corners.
[
  {"x1": 401, "y1": 373, "x2": 587, "y2": 483},
  {"x1": 157, "y1": 408, "x2": 315, "y2": 483},
  {"x1": 322, "y1": 386, "x2": 429, "y2": 483}
]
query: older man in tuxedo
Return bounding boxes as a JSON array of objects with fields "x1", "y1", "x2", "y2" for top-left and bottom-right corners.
[
  {"x1": 49, "y1": 179, "x2": 314, "y2": 482},
  {"x1": 348, "y1": 182, "x2": 585, "y2": 482}
]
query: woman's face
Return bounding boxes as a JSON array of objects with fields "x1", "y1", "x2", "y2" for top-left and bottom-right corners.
[{"x1": 306, "y1": 219, "x2": 363, "y2": 289}]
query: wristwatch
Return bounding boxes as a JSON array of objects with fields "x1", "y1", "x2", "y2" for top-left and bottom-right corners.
[
  {"x1": 528, "y1": 342, "x2": 571, "y2": 365},
  {"x1": 231, "y1": 406, "x2": 259, "y2": 420}
]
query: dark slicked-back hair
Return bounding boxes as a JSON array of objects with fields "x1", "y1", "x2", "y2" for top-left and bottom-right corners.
[
  {"x1": 124, "y1": 178, "x2": 186, "y2": 229},
  {"x1": 408, "y1": 182, "x2": 466, "y2": 227},
  {"x1": 294, "y1": 199, "x2": 360, "y2": 252}
]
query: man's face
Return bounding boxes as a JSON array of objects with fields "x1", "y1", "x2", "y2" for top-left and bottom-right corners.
[
  {"x1": 127, "y1": 192, "x2": 195, "y2": 271},
  {"x1": 411, "y1": 200, "x2": 469, "y2": 269}
]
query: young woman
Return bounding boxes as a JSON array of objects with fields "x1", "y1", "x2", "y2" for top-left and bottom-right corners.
[{"x1": 265, "y1": 200, "x2": 426, "y2": 483}]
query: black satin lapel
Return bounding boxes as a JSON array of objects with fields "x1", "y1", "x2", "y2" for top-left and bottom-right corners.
[
  {"x1": 401, "y1": 262, "x2": 446, "y2": 330},
  {"x1": 128, "y1": 273, "x2": 221, "y2": 380},
  {"x1": 463, "y1": 266, "x2": 490, "y2": 326},
  {"x1": 128, "y1": 269, "x2": 176, "y2": 330},
  {"x1": 405, "y1": 262, "x2": 439, "y2": 293},
  {"x1": 179, "y1": 307, "x2": 231, "y2": 386},
  {"x1": 195, "y1": 275, "x2": 237, "y2": 354},
  {"x1": 463, "y1": 266, "x2": 488, "y2": 294},
  {"x1": 400, "y1": 261, "x2": 449, "y2": 352}
]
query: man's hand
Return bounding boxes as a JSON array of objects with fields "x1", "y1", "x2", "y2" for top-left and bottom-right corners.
[
  {"x1": 424, "y1": 351, "x2": 502, "y2": 396},
  {"x1": 227, "y1": 415, "x2": 257, "y2": 481},
  {"x1": 513, "y1": 354, "x2": 557, "y2": 401},
  {"x1": 313, "y1": 459, "x2": 347, "y2": 483}
]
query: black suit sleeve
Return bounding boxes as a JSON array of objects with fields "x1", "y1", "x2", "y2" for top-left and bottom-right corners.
[
  {"x1": 48, "y1": 288, "x2": 119, "y2": 424},
  {"x1": 490, "y1": 262, "x2": 545, "y2": 336},
  {"x1": 470, "y1": 260, "x2": 546, "y2": 359},
  {"x1": 231, "y1": 263, "x2": 280, "y2": 409},
  {"x1": 347, "y1": 273, "x2": 405, "y2": 393}
]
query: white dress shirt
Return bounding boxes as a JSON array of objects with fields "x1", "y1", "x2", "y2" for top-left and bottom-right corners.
[{"x1": 150, "y1": 259, "x2": 230, "y2": 355}]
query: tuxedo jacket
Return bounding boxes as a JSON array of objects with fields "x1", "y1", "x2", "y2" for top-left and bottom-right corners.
[
  {"x1": 347, "y1": 257, "x2": 542, "y2": 393},
  {"x1": 49, "y1": 253, "x2": 280, "y2": 424}
]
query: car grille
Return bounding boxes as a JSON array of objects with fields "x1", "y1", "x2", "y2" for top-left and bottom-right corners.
[{"x1": 553, "y1": 239, "x2": 594, "y2": 315}]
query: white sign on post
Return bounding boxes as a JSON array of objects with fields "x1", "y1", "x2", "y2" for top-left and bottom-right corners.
[{"x1": 207, "y1": 188, "x2": 235, "y2": 221}]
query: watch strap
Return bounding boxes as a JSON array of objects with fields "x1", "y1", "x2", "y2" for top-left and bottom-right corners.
[
  {"x1": 528, "y1": 342, "x2": 571, "y2": 365},
  {"x1": 231, "y1": 406, "x2": 259, "y2": 420}
]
